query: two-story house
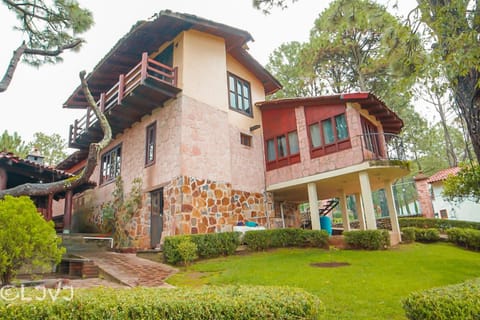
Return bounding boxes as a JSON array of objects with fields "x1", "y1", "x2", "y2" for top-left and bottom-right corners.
[{"x1": 57, "y1": 11, "x2": 409, "y2": 248}]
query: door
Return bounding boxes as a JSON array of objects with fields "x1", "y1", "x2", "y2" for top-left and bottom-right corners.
[{"x1": 150, "y1": 188, "x2": 164, "y2": 248}]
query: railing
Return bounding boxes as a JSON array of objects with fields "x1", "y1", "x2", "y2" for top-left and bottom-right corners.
[
  {"x1": 358, "y1": 133, "x2": 406, "y2": 162},
  {"x1": 69, "y1": 52, "x2": 178, "y2": 144}
]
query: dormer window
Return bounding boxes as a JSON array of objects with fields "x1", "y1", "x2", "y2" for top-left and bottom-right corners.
[{"x1": 228, "y1": 73, "x2": 252, "y2": 116}]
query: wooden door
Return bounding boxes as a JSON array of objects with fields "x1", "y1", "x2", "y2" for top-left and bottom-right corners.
[{"x1": 150, "y1": 188, "x2": 164, "y2": 248}]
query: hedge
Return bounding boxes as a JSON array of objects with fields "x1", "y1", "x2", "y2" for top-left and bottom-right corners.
[
  {"x1": 403, "y1": 278, "x2": 480, "y2": 320},
  {"x1": 163, "y1": 232, "x2": 241, "y2": 265},
  {"x1": 0, "y1": 286, "x2": 322, "y2": 319},
  {"x1": 399, "y1": 218, "x2": 480, "y2": 231},
  {"x1": 343, "y1": 230, "x2": 390, "y2": 250},
  {"x1": 243, "y1": 229, "x2": 329, "y2": 251},
  {"x1": 401, "y1": 227, "x2": 441, "y2": 243},
  {"x1": 447, "y1": 228, "x2": 480, "y2": 250}
]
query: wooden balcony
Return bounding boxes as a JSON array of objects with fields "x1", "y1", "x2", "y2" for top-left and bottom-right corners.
[{"x1": 69, "y1": 52, "x2": 181, "y2": 149}]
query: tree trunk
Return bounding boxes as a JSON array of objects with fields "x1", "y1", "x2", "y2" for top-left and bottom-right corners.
[
  {"x1": 454, "y1": 71, "x2": 480, "y2": 162},
  {"x1": 434, "y1": 92, "x2": 458, "y2": 166},
  {"x1": 0, "y1": 71, "x2": 111, "y2": 199}
]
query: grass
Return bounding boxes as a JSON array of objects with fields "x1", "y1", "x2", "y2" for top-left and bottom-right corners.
[{"x1": 167, "y1": 242, "x2": 480, "y2": 319}]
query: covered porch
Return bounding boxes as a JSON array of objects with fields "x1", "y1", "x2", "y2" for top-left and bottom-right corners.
[{"x1": 268, "y1": 161, "x2": 409, "y2": 244}]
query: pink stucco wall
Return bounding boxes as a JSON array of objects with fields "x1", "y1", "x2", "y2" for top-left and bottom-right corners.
[{"x1": 266, "y1": 104, "x2": 374, "y2": 186}]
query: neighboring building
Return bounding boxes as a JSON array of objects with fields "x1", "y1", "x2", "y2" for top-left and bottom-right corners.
[
  {"x1": 427, "y1": 167, "x2": 480, "y2": 222},
  {"x1": 57, "y1": 11, "x2": 409, "y2": 249},
  {"x1": 0, "y1": 151, "x2": 93, "y2": 222}
]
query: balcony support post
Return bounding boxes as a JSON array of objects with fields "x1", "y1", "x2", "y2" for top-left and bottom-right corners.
[
  {"x1": 385, "y1": 180, "x2": 401, "y2": 244},
  {"x1": 358, "y1": 171, "x2": 377, "y2": 230},
  {"x1": 307, "y1": 182, "x2": 321, "y2": 231},
  {"x1": 100, "y1": 93, "x2": 106, "y2": 113},
  {"x1": 140, "y1": 52, "x2": 148, "y2": 82},
  {"x1": 339, "y1": 190, "x2": 351, "y2": 232},
  {"x1": 118, "y1": 74, "x2": 125, "y2": 104}
]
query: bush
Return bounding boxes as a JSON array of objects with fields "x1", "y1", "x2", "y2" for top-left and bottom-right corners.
[
  {"x1": 177, "y1": 239, "x2": 198, "y2": 267},
  {"x1": 0, "y1": 286, "x2": 322, "y2": 319},
  {"x1": 401, "y1": 227, "x2": 416, "y2": 243},
  {"x1": 0, "y1": 196, "x2": 65, "y2": 285},
  {"x1": 403, "y1": 278, "x2": 480, "y2": 320},
  {"x1": 163, "y1": 232, "x2": 240, "y2": 265},
  {"x1": 414, "y1": 228, "x2": 440, "y2": 243},
  {"x1": 447, "y1": 228, "x2": 480, "y2": 250},
  {"x1": 399, "y1": 218, "x2": 480, "y2": 231},
  {"x1": 243, "y1": 229, "x2": 329, "y2": 251},
  {"x1": 343, "y1": 230, "x2": 390, "y2": 250}
]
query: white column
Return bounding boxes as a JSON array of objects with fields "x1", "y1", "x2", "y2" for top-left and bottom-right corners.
[
  {"x1": 339, "y1": 190, "x2": 351, "y2": 231},
  {"x1": 359, "y1": 171, "x2": 377, "y2": 230},
  {"x1": 355, "y1": 193, "x2": 366, "y2": 230},
  {"x1": 307, "y1": 183, "x2": 320, "y2": 230},
  {"x1": 385, "y1": 181, "x2": 401, "y2": 243}
]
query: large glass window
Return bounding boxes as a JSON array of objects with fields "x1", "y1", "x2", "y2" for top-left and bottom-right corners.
[
  {"x1": 101, "y1": 144, "x2": 121, "y2": 184},
  {"x1": 288, "y1": 131, "x2": 299, "y2": 154},
  {"x1": 228, "y1": 73, "x2": 252, "y2": 116},
  {"x1": 335, "y1": 114, "x2": 349, "y2": 140},
  {"x1": 309, "y1": 123, "x2": 322, "y2": 148},
  {"x1": 145, "y1": 122, "x2": 156, "y2": 166},
  {"x1": 322, "y1": 119, "x2": 335, "y2": 144},
  {"x1": 277, "y1": 135, "x2": 287, "y2": 158},
  {"x1": 267, "y1": 139, "x2": 276, "y2": 161}
]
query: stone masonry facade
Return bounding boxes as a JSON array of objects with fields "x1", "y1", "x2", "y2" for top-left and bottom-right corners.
[{"x1": 162, "y1": 176, "x2": 273, "y2": 239}]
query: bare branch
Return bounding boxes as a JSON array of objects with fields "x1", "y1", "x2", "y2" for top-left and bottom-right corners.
[
  {"x1": 0, "y1": 43, "x2": 26, "y2": 93},
  {"x1": 23, "y1": 39, "x2": 83, "y2": 56},
  {"x1": 0, "y1": 71, "x2": 112, "y2": 199}
]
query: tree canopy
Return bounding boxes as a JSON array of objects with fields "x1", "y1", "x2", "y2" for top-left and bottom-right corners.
[{"x1": 1, "y1": 0, "x2": 94, "y2": 92}]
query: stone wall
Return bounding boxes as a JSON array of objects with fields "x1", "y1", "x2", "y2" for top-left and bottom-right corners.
[{"x1": 163, "y1": 176, "x2": 271, "y2": 238}]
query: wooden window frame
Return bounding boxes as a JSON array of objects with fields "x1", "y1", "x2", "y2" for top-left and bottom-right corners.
[
  {"x1": 227, "y1": 72, "x2": 253, "y2": 117},
  {"x1": 307, "y1": 112, "x2": 351, "y2": 158},
  {"x1": 100, "y1": 144, "x2": 122, "y2": 185},
  {"x1": 265, "y1": 130, "x2": 301, "y2": 170},
  {"x1": 145, "y1": 122, "x2": 156, "y2": 166},
  {"x1": 240, "y1": 133, "x2": 252, "y2": 147}
]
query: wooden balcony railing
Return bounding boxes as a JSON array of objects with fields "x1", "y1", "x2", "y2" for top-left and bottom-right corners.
[
  {"x1": 359, "y1": 133, "x2": 406, "y2": 162},
  {"x1": 69, "y1": 52, "x2": 178, "y2": 147}
]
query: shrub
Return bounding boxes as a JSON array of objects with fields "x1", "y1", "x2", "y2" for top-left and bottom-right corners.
[
  {"x1": 177, "y1": 239, "x2": 198, "y2": 267},
  {"x1": 0, "y1": 196, "x2": 65, "y2": 285},
  {"x1": 163, "y1": 232, "x2": 240, "y2": 265},
  {"x1": 190, "y1": 232, "x2": 240, "y2": 258},
  {"x1": 414, "y1": 228, "x2": 441, "y2": 243},
  {"x1": 343, "y1": 230, "x2": 390, "y2": 250},
  {"x1": 401, "y1": 227, "x2": 416, "y2": 243},
  {"x1": 403, "y1": 278, "x2": 480, "y2": 320},
  {"x1": 0, "y1": 286, "x2": 322, "y2": 319},
  {"x1": 243, "y1": 229, "x2": 328, "y2": 251},
  {"x1": 447, "y1": 228, "x2": 480, "y2": 250},
  {"x1": 399, "y1": 218, "x2": 480, "y2": 231}
]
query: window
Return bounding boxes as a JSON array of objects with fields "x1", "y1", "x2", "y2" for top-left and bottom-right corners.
[
  {"x1": 240, "y1": 133, "x2": 252, "y2": 147},
  {"x1": 308, "y1": 112, "x2": 351, "y2": 157},
  {"x1": 265, "y1": 130, "x2": 300, "y2": 170},
  {"x1": 309, "y1": 123, "x2": 322, "y2": 148},
  {"x1": 100, "y1": 144, "x2": 121, "y2": 184},
  {"x1": 145, "y1": 122, "x2": 156, "y2": 166},
  {"x1": 228, "y1": 73, "x2": 252, "y2": 116}
]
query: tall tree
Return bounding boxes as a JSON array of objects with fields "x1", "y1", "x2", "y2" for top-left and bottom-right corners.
[
  {"x1": 1, "y1": 0, "x2": 93, "y2": 92},
  {"x1": 28, "y1": 132, "x2": 67, "y2": 166},
  {"x1": 0, "y1": 130, "x2": 29, "y2": 157},
  {"x1": 413, "y1": 0, "x2": 480, "y2": 161}
]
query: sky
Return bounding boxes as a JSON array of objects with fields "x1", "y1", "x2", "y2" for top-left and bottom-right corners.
[{"x1": 0, "y1": 0, "x2": 415, "y2": 149}]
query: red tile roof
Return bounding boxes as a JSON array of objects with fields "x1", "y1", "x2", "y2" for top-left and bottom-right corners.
[
  {"x1": 427, "y1": 167, "x2": 461, "y2": 184},
  {"x1": 0, "y1": 151, "x2": 74, "y2": 178}
]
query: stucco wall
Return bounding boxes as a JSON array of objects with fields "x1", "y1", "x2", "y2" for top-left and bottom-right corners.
[{"x1": 431, "y1": 182, "x2": 480, "y2": 222}]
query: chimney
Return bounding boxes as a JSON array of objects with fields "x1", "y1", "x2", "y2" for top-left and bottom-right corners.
[{"x1": 26, "y1": 147, "x2": 45, "y2": 165}]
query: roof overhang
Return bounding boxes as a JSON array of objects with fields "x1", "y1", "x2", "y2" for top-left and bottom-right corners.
[
  {"x1": 64, "y1": 10, "x2": 281, "y2": 109},
  {"x1": 256, "y1": 92, "x2": 403, "y2": 134}
]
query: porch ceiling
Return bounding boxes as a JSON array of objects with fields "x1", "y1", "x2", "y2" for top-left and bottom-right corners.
[{"x1": 269, "y1": 162, "x2": 409, "y2": 202}]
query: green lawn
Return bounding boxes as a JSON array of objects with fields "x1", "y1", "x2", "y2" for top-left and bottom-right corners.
[{"x1": 167, "y1": 243, "x2": 480, "y2": 319}]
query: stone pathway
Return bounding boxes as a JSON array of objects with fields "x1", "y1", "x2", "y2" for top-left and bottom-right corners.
[{"x1": 76, "y1": 251, "x2": 177, "y2": 288}]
